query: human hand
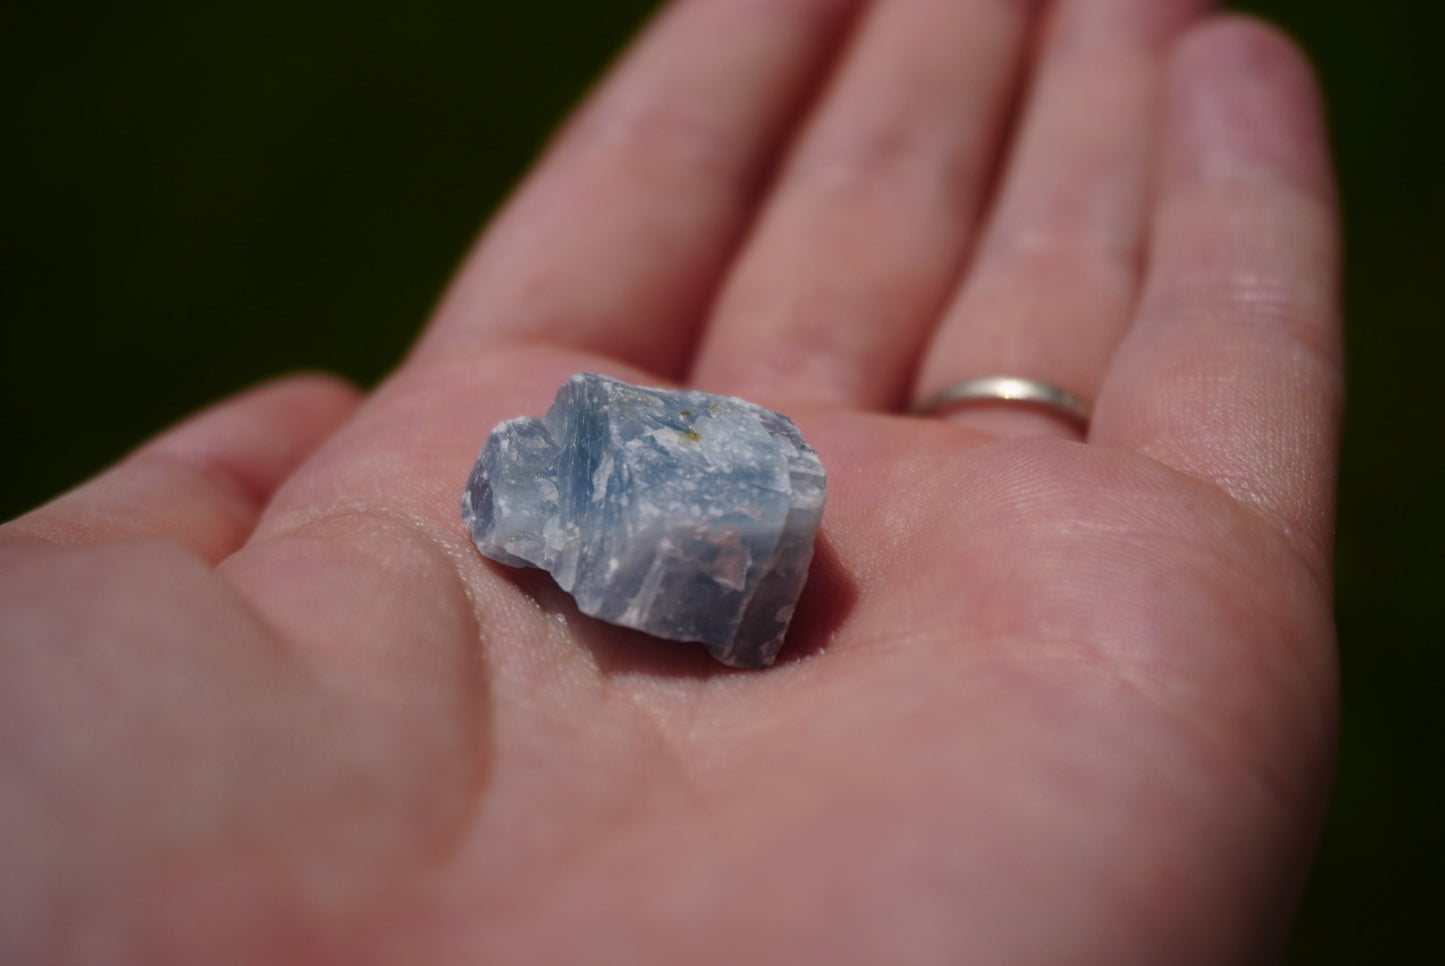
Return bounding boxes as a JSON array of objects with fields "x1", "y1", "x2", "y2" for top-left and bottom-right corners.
[{"x1": 1, "y1": 1, "x2": 1340, "y2": 963}]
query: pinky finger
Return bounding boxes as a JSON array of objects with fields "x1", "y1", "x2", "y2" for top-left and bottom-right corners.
[
  {"x1": 1090, "y1": 17, "x2": 1342, "y2": 576},
  {"x1": 3, "y1": 375, "x2": 360, "y2": 562}
]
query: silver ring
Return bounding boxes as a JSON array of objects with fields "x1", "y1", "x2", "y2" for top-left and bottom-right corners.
[{"x1": 912, "y1": 376, "x2": 1091, "y2": 429}]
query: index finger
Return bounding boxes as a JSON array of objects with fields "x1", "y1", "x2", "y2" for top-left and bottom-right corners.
[{"x1": 410, "y1": 0, "x2": 864, "y2": 379}]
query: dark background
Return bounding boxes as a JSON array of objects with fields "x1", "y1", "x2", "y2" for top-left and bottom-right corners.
[{"x1": 2, "y1": 1, "x2": 1440, "y2": 960}]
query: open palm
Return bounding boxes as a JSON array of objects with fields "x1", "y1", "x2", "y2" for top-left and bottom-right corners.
[{"x1": 1, "y1": 1, "x2": 1340, "y2": 963}]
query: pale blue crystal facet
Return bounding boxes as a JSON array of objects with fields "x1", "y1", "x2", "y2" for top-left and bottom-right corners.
[{"x1": 461, "y1": 373, "x2": 826, "y2": 668}]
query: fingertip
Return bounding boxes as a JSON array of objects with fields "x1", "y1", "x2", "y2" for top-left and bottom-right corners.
[
  {"x1": 1171, "y1": 14, "x2": 1315, "y2": 82},
  {"x1": 1043, "y1": 0, "x2": 1221, "y2": 51},
  {"x1": 1165, "y1": 14, "x2": 1334, "y2": 201},
  {"x1": 4, "y1": 373, "x2": 365, "y2": 559},
  {"x1": 252, "y1": 370, "x2": 365, "y2": 413},
  {"x1": 143, "y1": 372, "x2": 364, "y2": 510}
]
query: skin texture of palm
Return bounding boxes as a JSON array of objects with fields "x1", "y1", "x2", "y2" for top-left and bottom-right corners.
[{"x1": 0, "y1": 0, "x2": 1339, "y2": 963}]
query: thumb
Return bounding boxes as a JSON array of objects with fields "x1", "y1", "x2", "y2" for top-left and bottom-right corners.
[{"x1": 4, "y1": 374, "x2": 360, "y2": 562}]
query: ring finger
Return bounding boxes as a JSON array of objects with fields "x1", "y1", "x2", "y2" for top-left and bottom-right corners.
[{"x1": 913, "y1": 0, "x2": 1215, "y2": 438}]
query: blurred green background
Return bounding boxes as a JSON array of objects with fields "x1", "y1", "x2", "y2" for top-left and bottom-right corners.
[{"x1": 2, "y1": 1, "x2": 1439, "y2": 959}]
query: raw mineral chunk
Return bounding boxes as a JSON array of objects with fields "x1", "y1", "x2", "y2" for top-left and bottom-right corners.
[{"x1": 461, "y1": 373, "x2": 826, "y2": 668}]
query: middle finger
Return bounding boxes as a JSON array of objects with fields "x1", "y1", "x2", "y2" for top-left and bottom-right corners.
[{"x1": 690, "y1": 0, "x2": 1044, "y2": 411}]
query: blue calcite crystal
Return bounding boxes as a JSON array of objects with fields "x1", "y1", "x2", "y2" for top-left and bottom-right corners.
[{"x1": 461, "y1": 373, "x2": 826, "y2": 668}]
